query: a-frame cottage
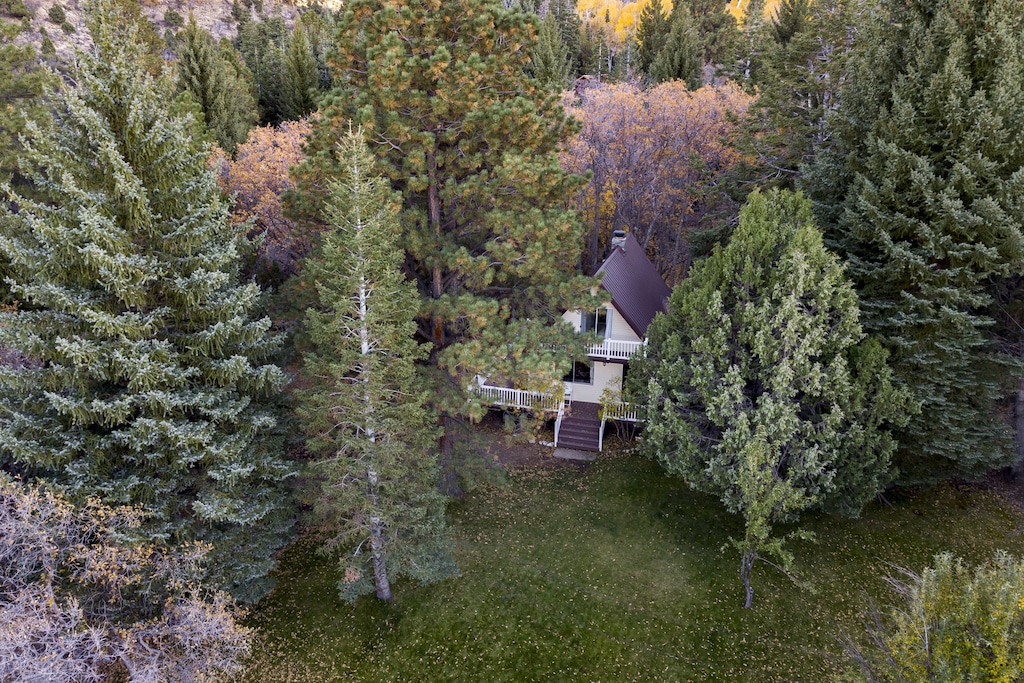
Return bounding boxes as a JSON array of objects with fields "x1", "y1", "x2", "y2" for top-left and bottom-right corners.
[{"x1": 474, "y1": 231, "x2": 671, "y2": 452}]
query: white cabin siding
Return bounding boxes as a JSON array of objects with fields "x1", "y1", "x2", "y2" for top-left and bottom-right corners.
[
  {"x1": 561, "y1": 304, "x2": 642, "y2": 342},
  {"x1": 567, "y1": 361, "x2": 623, "y2": 404}
]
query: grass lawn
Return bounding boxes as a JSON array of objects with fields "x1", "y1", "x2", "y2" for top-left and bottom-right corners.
[{"x1": 239, "y1": 443, "x2": 1024, "y2": 682}]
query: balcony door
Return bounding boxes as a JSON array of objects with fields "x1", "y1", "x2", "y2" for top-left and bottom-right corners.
[{"x1": 581, "y1": 308, "x2": 610, "y2": 338}]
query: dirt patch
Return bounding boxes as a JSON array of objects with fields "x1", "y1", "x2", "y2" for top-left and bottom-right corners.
[{"x1": 468, "y1": 411, "x2": 589, "y2": 472}]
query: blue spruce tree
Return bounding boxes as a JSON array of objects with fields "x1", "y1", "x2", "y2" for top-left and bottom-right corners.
[{"x1": 0, "y1": 0, "x2": 293, "y2": 602}]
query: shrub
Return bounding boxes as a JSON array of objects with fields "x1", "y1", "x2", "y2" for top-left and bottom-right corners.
[
  {"x1": 0, "y1": 0, "x2": 30, "y2": 19},
  {"x1": 843, "y1": 552, "x2": 1024, "y2": 682},
  {"x1": 163, "y1": 8, "x2": 183, "y2": 28},
  {"x1": 46, "y1": 3, "x2": 66, "y2": 23}
]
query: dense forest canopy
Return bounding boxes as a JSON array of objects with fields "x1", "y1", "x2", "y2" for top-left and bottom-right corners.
[{"x1": 1, "y1": 0, "x2": 1022, "y2": 676}]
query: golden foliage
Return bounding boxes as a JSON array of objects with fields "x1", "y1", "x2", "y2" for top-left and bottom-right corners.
[
  {"x1": 562, "y1": 80, "x2": 752, "y2": 281},
  {"x1": 577, "y1": 0, "x2": 778, "y2": 39},
  {"x1": 215, "y1": 119, "x2": 313, "y2": 276}
]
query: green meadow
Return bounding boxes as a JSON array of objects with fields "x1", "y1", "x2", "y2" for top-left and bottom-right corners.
[{"x1": 241, "y1": 445, "x2": 1024, "y2": 682}]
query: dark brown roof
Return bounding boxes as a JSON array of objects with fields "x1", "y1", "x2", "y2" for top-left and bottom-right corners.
[{"x1": 597, "y1": 233, "x2": 671, "y2": 338}]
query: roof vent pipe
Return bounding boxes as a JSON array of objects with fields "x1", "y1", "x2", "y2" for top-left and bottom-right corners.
[{"x1": 610, "y1": 229, "x2": 627, "y2": 252}]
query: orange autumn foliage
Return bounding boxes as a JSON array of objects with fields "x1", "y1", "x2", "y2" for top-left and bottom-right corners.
[
  {"x1": 562, "y1": 80, "x2": 751, "y2": 282},
  {"x1": 214, "y1": 119, "x2": 312, "y2": 278}
]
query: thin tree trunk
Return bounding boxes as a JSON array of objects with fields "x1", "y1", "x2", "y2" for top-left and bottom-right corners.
[
  {"x1": 741, "y1": 546, "x2": 756, "y2": 609},
  {"x1": 1015, "y1": 375, "x2": 1024, "y2": 476},
  {"x1": 438, "y1": 413, "x2": 462, "y2": 497},
  {"x1": 591, "y1": 178, "x2": 602, "y2": 273},
  {"x1": 426, "y1": 145, "x2": 461, "y2": 497},
  {"x1": 427, "y1": 145, "x2": 444, "y2": 306},
  {"x1": 369, "y1": 518, "x2": 393, "y2": 601}
]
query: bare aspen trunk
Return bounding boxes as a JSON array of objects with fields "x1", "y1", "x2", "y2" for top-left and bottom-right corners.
[
  {"x1": 591, "y1": 179, "x2": 602, "y2": 273},
  {"x1": 369, "y1": 518, "x2": 393, "y2": 601},
  {"x1": 741, "y1": 547, "x2": 756, "y2": 609}
]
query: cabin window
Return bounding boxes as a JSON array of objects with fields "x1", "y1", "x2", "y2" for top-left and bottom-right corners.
[
  {"x1": 581, "y1": 308, "x2": 609, "y2": 338},
  {"x1": 564, "y1": 361, "x2": 593, "y2": 385}
]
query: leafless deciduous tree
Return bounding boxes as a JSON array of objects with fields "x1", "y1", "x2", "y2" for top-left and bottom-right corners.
[
  {"x1": 0, "y1": 476, "x2": 251, "y2": 682},
  {"x1": 562, "y1": 80, "x2": 751, "y2": 283}
]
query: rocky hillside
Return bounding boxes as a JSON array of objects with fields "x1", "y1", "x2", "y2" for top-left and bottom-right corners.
[{"x1": 7, "y1": 0, "x2": 302, "y2": 57}]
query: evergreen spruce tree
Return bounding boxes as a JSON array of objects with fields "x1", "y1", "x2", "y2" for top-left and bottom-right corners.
[
  {"x1": 0, "y1": 0, "x2": 293, "y2": 602},
  {"x1": 109, "y1": 0, "x2": 165, "y2": 76},
  {"x1": 297, "y1": 10, "x2": 334, "y2": 92},
  {"x1": 296, "y1": 0, "x2": 593, "y2": 495},
  {"x1": 771, "y1": 0, "x2": 810, "y2": 46},
  {"x1": 0, "y1": 13, "x2": 54, "y2": 304},
  {"x1": 636, "y1": 190, "x2": 907, "y2": 607},
  {"x1": 690, "y1": 0, "x2": 738, "y2": 66},
  {"x1": 0, "y1": 17, "x2": 52, "y2": 192},
  {"x1": 611, "y1": 31, "x2": 636, "y2": 81},
  {"x1": 579, "y1": 22, "x2": 601, "y2": 77},
  {"x1": 729, "y1": 0, "x2": 854, "y2": 191},
  {"x1": 636, "y1": 0, "x2": 669, "y2": 76},
  {"x1": 176, "y1": 14, "x2": 257, "y2": 153},
  {"x1": 805, "y1": 0, "x2": 1024, "y2": 483},
  {"x1": 550, "y1": 0, "x2": 582, "y2": 77},
  {"x1": 735, "y1": 0, "x2": 769, "y2": 83},
  {"x1": 236, "y1": 15, "x2": 287, "y2": 125},
  {"x1": 530, "y1": 8, "x2": 572, "y2": 91},
  {"x1": 650, "y1": 2, "x2": 702, "y2": 87},
  {"x1": 297, "y1": 130, "x2": 457, "y2": 602},
  {"x1": 281, "y1": 21, "x2": 318, "y2": 121}
]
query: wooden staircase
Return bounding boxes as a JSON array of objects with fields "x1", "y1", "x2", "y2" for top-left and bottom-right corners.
[{"x1": 556, "y1": 402, "x2": 602, "y2": 452}]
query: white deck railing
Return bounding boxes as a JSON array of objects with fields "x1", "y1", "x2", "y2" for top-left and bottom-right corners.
[
  {"x1": 599, "y1": 400, "x2": 644, "y2": 451},
  {"x1": 586, "y1": 339, "x2": 646, "y2": 361},
  {"x1": 600, "y1": 401, "x2": 643, "y2": 423},
  {"x1": 470, "y1": 383, "x2": 563, "y2": 412}
]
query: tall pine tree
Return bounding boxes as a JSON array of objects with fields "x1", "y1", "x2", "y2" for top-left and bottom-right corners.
[
  {"x1": 690, "y1": 0, "x2": 739, "y2": 66},
  {"x1": 636, "y1": 0, "x2": 669, "y2": 77},
  {"x1": 805, "y1": 0, "x2": 1024, "y2": 484},
  {"x1": 771, "y1": 0, "x2": 810, "y2": 46},
  {"x1": 236, "y1": 15, "x2": 288, "y2": 125},
  {"x1": 297, "y1": 0, "x2": 593, "y2": 495},
  {"x1": 530, "y1": 7, "x2": 573, "y2": 91},
  {"x1": 176, "y1": 13, "x2": 258, "y2": 153},
  {"x1": 0, "y1": 16, "x2": 54, "y2": 302},
  {"x1": 297, "y1": 130, "x2": 457, "y2": 602},
  {"x1": 281, "y1": 21, "x2": 318, "y2": 121},
  {"x1": 650, "y1": 1, "x2": 703, "y2": 87},
  {"x1": 0, "y1": 0, "x2": 293, "y2": 602}
]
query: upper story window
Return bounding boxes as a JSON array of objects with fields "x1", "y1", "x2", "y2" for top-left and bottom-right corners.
[{"x1": 581, "y1": 308, "x2": 609, "y2": 338}]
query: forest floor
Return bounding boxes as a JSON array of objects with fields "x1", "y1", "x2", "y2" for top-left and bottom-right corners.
[{"x1": 239, "y1": 421, "x2": 1024, "y2": 682}]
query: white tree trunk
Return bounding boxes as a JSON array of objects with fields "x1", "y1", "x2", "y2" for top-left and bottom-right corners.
[{"x1": 369, "y1": 517, "x2": 393, "y2": 601}]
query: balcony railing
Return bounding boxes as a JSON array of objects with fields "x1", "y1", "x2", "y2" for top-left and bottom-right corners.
[
  {"x1": 470, "y1": 382, "x2": 564, "y2": 412},
  {"x1": 585, "y1": 338, "x2": 646, "y2": 361},
  {"x1": 600, "y1": 401, "x2": 643, "y2": 423}
]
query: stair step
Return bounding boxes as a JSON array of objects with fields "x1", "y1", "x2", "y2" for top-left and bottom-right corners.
[
  {"x1": 559, "y1": 426, "x2": 598, "y2": 434},
  {"x1": 559, "y1": 420, "x2": 599, "y2": 429},
  {"x1": 556, "y1": 417, "x2": 602, "y2": 451},
  {"x1": 558, "y1": 439, "x2": 600, "y2": 452}
]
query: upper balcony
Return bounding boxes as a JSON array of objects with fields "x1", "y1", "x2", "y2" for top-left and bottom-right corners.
[{"x1": 585, "y1": 338, "x2": 646, "y2": 361}]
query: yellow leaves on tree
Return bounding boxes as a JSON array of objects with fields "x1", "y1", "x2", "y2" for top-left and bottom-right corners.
[
  {"x1": 214, "y1": 119, "x2": 312, "y2": 278},
  {"x1": 579, "y1": 0, "x2": 775, "y2": 38},
  {"x1": 562, "y1": 80, "x2": 751, "y2": 282}
]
